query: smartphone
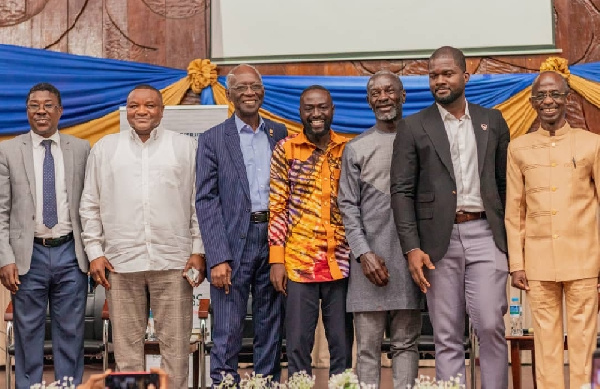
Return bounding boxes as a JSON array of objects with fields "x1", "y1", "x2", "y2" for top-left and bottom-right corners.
[
  {"x1": 105, "y1": 372, "x2": 160, "y2": 389},
  {"x1": 592, "y1": 349, "x2": 600, "y2": 388},
  {"x1": 186, "y1": 268, "x2": 200, "y2": 284}
]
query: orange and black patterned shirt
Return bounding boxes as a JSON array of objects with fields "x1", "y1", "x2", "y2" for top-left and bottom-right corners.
[{"x1": 268, "y1": 131, "x2": 350, "y2": 283}]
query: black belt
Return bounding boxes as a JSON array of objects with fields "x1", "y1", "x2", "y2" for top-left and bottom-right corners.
[
  {"x1": 250, "y1": 211, "x2": 269, "y2": 223},
  {"x1": 34, "y1": 232, "x2": 74, "y2": 247}
]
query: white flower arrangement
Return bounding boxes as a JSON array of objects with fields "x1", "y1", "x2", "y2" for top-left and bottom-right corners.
[
  {"x1": 285, "y1": 371, "x2": 315, "y2": 389},
  {"x1": 30, "y1": 377, "x2": 75, "y2": 389},
  {"x1": 327, "y1": 369, "x2": 375, "y2": 389},
  {"x1": 410, "y1": 374, "x2": 465, "y2": 389}
]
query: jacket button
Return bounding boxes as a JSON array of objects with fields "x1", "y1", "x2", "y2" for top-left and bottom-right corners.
[
  {"x1": 241, "y1": 235, "x2": 246, "y2": 239},
  {"x1": 452, "y1": 191, "x2": 457, "y2": 195}
]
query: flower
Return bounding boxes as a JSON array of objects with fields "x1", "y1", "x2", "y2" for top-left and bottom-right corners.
[
  {"x1": 286, "y1": 371, "x2": 316, "y2": 389},
  {"x1": 410, "y1": 374, "x2": 465, "y2": 389}
]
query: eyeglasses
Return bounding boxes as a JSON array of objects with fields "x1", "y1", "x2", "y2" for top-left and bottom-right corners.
[
  {"x1": 531, "y1": 91, "x2": 569, "y2": 103},
  {"x1": 229, "y1": 84, "x2": 263, "y2": 93},
  {"x1": 27, "y1": 103, "x2": 60, "y2": 112}
]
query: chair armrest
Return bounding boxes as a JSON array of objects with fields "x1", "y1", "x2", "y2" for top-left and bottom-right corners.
[
  {"x1": 101, "y1": 300, "x2": 109, "y2": 320},
  {"x1": 198, "y1": 298, "x2": 210, "y2": 319},
  {"x1": 4, "y1": 301, "x2": 13, "y2": 322}
]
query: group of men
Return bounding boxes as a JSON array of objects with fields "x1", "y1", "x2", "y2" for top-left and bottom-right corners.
[{"x1": 0, "y1": 44, "x2": 598, "y2": 389}]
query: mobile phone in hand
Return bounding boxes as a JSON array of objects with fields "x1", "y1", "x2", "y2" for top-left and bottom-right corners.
[
  {"x1": 186, "y1": 268, "x2": 200, "y2": 285},
  {"x1": 105, "y1": 372, "x2": 159, "y2": 388}
]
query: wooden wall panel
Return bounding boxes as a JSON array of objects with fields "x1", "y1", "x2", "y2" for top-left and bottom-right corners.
[
  {"x1": 30, "y1": 0, "x2": 68, "y2": 52},
  {"x1": 164, "y1": 0, "x2": 208, "y2": 69},
  {"x1": 103, "y1": 0, "x2": 130, "y2": 60},
  {"x1": 67, "y1": 0, "x2": 104, "y2": 58},
  {"x1": 126, "y1": 0, "x2": 166, "y2": 66}
]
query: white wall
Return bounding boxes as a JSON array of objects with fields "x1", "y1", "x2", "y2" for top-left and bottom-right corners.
[{"x1": 211, "y1": 0, "x2": 557, "y2": 63}]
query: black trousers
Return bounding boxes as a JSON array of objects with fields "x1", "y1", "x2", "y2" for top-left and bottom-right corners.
[{"x1": 285, "y1": 278, "x2": 354, "y2": 376}]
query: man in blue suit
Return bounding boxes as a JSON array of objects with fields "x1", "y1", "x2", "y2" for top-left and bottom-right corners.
[{"x1": 196, "y1": 64, "x2": 287, "y2": 385}]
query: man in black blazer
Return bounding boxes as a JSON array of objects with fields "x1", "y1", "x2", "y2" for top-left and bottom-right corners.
[{"x1": 390, "y1": 46, "x2": 509, "y2": 388}]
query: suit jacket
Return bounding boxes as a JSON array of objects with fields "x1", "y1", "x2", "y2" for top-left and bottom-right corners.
[
  {"x1": 0, "y1": 132, "x2": 90, "y2": 274},
  {"x1": 195, "y1": 116, "x2": 287, "y2": 280},
  {"x1": 390, "y1": 103, "x2": 509, "y2": 263}
]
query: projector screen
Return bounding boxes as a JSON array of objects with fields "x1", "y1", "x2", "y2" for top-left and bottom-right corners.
[{"x1": 210, "y1": 0, "x2": 557, "y2": 64}]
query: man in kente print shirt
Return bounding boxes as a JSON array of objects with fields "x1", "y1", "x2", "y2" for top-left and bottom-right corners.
[{"x1": 269, "y1": 85, "x2": 354, "y2": 377}]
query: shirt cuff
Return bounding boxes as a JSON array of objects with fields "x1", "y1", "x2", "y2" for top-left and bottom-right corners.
[
  {"x1": 86, "y1": 244, "x2": 105, "y2": 262},
  {"x1": 269, "y1": 245, "x2": 285, "y2": 264},
  {"x1": 192, "y1": 238, "x2": 205, "y2": 255}
]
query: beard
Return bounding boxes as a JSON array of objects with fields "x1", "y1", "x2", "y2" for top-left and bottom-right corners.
[
  {"x1": 302, "y1": 117, "x2": 333, "y2": 138},
  {"x1": 433, "y1": 88, "x2": 464, "y2": 105},
  {"x1": 374, "y1": 105, "x2": 401, "y2": 121}
]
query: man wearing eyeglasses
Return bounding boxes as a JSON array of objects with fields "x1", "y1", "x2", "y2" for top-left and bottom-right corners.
[
  {"x1": 196, "y1": 64, "x2": 287, "y2": 385},
  {"x1": 0, "y1": 83, "x2": 90, "y2": 388},
  {"x1": 506, "y1": 70, "x2": 600, "y2": 389}
]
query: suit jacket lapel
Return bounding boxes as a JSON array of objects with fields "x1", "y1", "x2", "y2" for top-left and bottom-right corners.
[
  {"x1": 224, "y1": 117, "x2": 251, "y2": 200},
  {"x1": 20, "y1": 134, "x2": 36, "y2": 208},
  {"x1": 60, "y1": 135, "x2": 74, "y2": 204},
  {"x1": 422, "y1": 105, "x2": 455, "y2": 181},
  {"x1": 469, "y1": 103, "x2": 489, "y2": 176}
]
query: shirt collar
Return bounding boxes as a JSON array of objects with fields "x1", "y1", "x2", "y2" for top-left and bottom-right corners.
[
  {"x1": 291, "y1": 129, "x2": 348, "y2": 148},
  {"x1": 30, "y1": 130, "x2": 60, "y2": 147},
  {"x1": 535, "y1": 120, "x2": 572, "y2": 137},
  {"x1": 235, "y1": 114, "x2": 265, "y2": 134},
  {"x1": 436, "y1": 100, "x2": 471, "y2": 121},
  {"x1": 129, "y1": 126, "x2": 162, "y2": 142}
]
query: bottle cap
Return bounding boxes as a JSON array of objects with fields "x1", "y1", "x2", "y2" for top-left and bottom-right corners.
[{"x1": 511, "y1": 297, "x2": 519, "y2": 302}]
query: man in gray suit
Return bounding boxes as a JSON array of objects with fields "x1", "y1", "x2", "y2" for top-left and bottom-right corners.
[
  {"x1": 390, "y1": 47, "x2": 510, "y2": 388},
  {"x1": 339, "y1": 71, "x2": 422, "y2": 388},
  {"x1": 0, "y1": 83, "x2": 90, "y2": 388}
]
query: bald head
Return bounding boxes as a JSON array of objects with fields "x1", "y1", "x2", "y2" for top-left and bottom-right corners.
[
  {"x1": 532, "y1": 71, "x2": 569, "y2": 94},
  {"x1": 226, "y1": 64, "x2": 262, "y2": 88}
]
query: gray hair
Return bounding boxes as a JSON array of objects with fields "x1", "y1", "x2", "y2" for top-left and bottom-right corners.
[
  {"x1": 367, "y1": 70, "x2": 403, "y2": 92},
  {"x1": 226, "y1": 64, "x2": 263, "y2": 88}
]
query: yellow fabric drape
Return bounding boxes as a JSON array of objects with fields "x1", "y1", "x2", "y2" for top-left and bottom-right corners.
[
  {"x1": 494, "y1": 86, "x2": 537, "y2": 139},
  {"x1": 568, "y1": 74, "x2": 600, "y2": 109}
]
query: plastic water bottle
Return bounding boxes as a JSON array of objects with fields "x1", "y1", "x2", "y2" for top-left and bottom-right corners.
[
  {"x1": 509, "y1": 297, "x2": 523, "y2": 336},
  {"x1": 146, "y1": 309, "x2": 157, "y2": 340}
]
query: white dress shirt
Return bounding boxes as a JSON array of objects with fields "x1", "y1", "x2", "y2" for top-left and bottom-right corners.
[
  {"x1": 80, "y1": 127, "x2": 203, "y2": 273},
  {"x1": 437, "y1": 102, "x2": 484, "y2": 212},
  {"x1": 31, "y1": 131, "x2": 72, "y2": 238}
]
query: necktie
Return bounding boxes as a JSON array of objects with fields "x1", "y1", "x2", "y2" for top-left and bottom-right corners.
[{"x1": 42, "y1": 139, "x2": 58, "y2": 229}]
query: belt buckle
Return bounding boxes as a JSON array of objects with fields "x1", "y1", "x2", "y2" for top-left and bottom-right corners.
[{"x1": 41, "y1": 238, "x2": 48, "y2": 247}]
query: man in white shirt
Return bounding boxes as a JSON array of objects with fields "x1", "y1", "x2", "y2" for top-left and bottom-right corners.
[
  {"x1": 0, "y1": 83, "x2": 90, "y2": 388},
  {"x1": 80, "y1": 84, "x2": 205, "y2": 388}
]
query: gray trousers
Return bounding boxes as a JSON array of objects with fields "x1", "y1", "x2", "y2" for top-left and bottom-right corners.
[
  {"x1": 354, "y1": 309, "x2": 421, "y2": 389},
  {"x1": 107, "y1": 270, "x2": 193, "y2": 389},
  {"x1": 425, "y1": 219, "x2": 508, "y2": 389}
]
